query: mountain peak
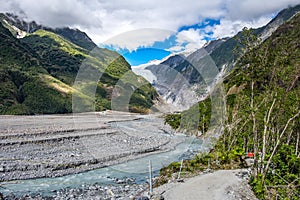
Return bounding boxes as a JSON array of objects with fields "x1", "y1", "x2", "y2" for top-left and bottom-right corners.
[{"x1": 258, "y1": 4, "x2": 300, "y2": 41}]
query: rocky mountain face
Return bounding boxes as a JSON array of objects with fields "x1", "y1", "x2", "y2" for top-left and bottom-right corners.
[
  {"x1": 0, "y1": 14, "x2": 157, "y2": 114},
  {"x1": 134, "y1": 4, "x2": 300, "y2": 111},
  {"x1": 258, "y1": 4, "x2": 300, "y2": 41}
]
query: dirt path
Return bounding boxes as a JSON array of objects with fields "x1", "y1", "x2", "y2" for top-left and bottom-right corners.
[{"x1": 154, "y1": 169, "x2": 258, "y2": 200}]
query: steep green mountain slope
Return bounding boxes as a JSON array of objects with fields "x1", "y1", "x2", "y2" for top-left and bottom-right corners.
[
  {"x1": 0, "y1": 16, "x2": 157, "y2": 115},
  {"x1": 220, "y1": 13, "x2": 300, "y2": 199},
  {"x1": 164, "y1": 11, "x2": 300, "y2": 200}
]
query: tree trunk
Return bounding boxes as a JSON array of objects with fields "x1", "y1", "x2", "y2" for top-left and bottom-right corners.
[
  {"x1": 263, "y1": 111, "x2": 300, "y2": 181},
  {"x1": 251, "y1": 81, "x2": 258, "y2": 177},
  {"x1": 262, "y1": 97, "x2": 276, "y2": 173},
  {"x1": 296, "y1": 131, "x2": 299, "y2": 156}
]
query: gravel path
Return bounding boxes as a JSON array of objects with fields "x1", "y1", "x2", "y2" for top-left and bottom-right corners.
[{"x1": 154, "y1": 169, "x2": 258, "y2": 200}]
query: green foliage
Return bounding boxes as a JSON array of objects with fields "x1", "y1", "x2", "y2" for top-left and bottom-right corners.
[
  {"x1": 250, "y1": 175, "x2": 266, "y2": 199},
  {"x1": 162, "y1": 12, "x2": 300, "y2": 200},
  {"x1": 159, "y1": 149, "x2": 245, "y2": 181},
  {"x1": 0, "y1": 20, "x2": 158, "y2": 114},
  {"x1": 164, "y1": 114, "x2": 181, "y2": 129},
  {"x1": 105, "y1": 56, "x2": 131, "y2": 78},
  {"x1": 22, "y1": 79, "x2": 72, "y2": 114},
  {"x1": 164, "y1": 98, "x2": 211, "y2": 134},
  {"x1": 222, "y1": 14, "x2": 300, "y2": 199},
  {"x1": 3, "y1": 104, "x2": 30, "y2": 115},
  {"x1": 95, "y1": 98, "x2": 111, "y2": 111}
]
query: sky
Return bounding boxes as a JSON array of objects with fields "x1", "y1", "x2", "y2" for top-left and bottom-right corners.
[{"x1": 1, "y1": 0, "x2": 300, "y2": 65}]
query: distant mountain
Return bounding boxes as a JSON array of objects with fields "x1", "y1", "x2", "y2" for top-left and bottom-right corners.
[
  {"x1": 0, "y1": 14, "x2": 157, "y2": 114},
  {"x1": 134, "y1": 4, "x2": 300, "y2": 111}
]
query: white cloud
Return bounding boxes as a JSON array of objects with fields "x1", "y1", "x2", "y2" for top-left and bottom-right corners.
[
  {"x1": 0, "y1": 0, "x2": 299, "y2": 50},
  {"x1": 103, "y1": 28, "x2": 173, "y2": 51},
  {"x1": 0, "y1": 0, "x2": 225, "y2": 44},
  {"x1": 173, "y1": 29, "x2": 208, "y2": 53},
  {"x1": 212, "y1": 16, "x2": 273, "y2": 39},
  {"x1": 166, "y1": 45, "x2": 185, "y2": 53},
  {"x1": 226, "y1": 0, "x2": 300, "y2": 20},
  {"x1": 0, "y1": 0, "x2": 103, "y2": 28}
]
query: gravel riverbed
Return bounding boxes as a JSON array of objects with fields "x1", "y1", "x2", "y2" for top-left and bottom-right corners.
[
  {"x1": 0, "y1": 112, "x2": 181, "y2": 182},
  {"x1": 0, "y1": 111, "x2": 193, "y2": 199},
  {"x1": 0, "y1": 112, "x2": 258, "y2": 199}
]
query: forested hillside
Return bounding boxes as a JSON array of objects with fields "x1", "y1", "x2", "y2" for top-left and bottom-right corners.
[
  {"x1": 0, "y1": 15, "x2": 157, "y2": 114},
  {"x1": 163, "y1": 11, "x2": 300, "y2": 200},
  {"x1": 221, "y1": 12, "x2": 300, "y2": 199}
]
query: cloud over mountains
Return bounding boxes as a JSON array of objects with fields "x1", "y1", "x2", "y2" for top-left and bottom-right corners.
[{"x1": 1, "y1": 0, "x2": 299, "y2": 52}]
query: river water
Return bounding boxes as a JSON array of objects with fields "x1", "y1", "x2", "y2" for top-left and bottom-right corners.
[{"x1": 0, "y1": 116, "x2": 203, "y2": 197}]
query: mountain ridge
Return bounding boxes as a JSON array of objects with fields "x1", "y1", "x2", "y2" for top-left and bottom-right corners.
[{"x1": 0, "y1": 13, "x2": 97, "y2": 51}]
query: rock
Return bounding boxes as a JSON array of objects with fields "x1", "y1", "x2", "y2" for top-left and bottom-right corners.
[
  {"x1": 150, "y1": 194, "x2": 164, "y2": 200},
  {"x1": 129, "y1": 195, "x2": 135, "y2": 200},
  {"x1": 245, "y1": 158, "x2": 254, "y2": 167},
  {"x1": 135, "y1": 197, "x2": 149, "y2": 200},
  {"x1": 0, "y1": 166, "x2": 5, "y2": 172}
]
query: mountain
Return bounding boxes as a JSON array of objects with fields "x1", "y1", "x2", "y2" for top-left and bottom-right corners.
[
  {"x1": 134, "y1": 4, "x2": 300, "y2": 111},
  {"x1": 0, "y1": 14, "x2": 158, "y2": 114},
  {"x1": 165, "y1": 10, "x2": 300, "y2": 200}
]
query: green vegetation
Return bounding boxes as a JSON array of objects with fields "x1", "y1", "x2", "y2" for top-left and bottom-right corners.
[
  {"x1": 163, "y1": 13, "x2": 300, "y2": 199},
  {"x1": 52, "y1": 27, "x2": 96, "y2": 51},
  {"x1": 222, "y1": 14, "x2": 300, "y2": 199},
  {"x1": 0, "y1": 17, "x2": 158, "y2": 115},
  {"x1": 164, "y1": 98, "x2": 211, "y2": 134},
  {"x1": 157, "y1": 148, "x2": 246, "y2": 185}
]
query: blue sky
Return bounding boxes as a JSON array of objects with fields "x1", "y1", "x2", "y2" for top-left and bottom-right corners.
[
  {"x1": 122, "y1": 48, "x2": 171, "y2": 66},
  {"x1": 118, "y1": 19, "x2": 222, "y2": 65}
]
